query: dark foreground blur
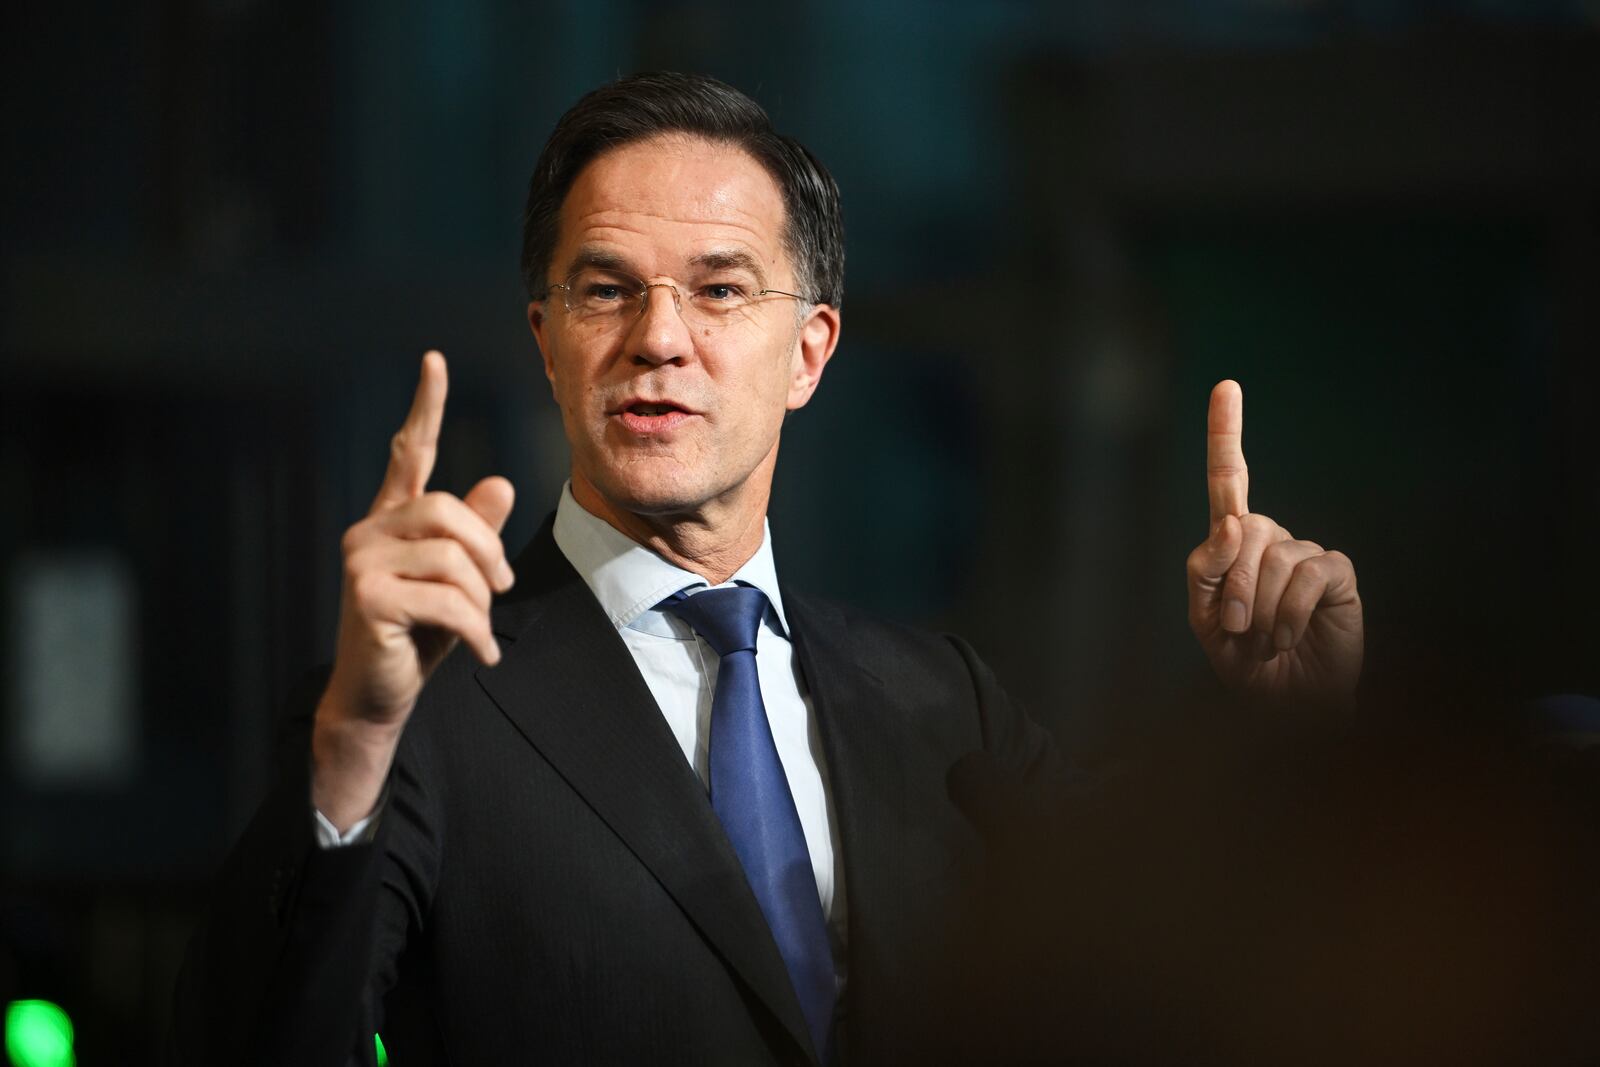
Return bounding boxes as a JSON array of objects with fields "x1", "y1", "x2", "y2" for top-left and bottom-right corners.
[{"x1": 914, "y1": 675, "x2": 1600, "y2": 1066}]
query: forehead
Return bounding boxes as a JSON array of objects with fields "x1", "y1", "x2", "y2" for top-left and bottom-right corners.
[{"x1": 554, "y1": 135, "x2": 788, "y2": 276}]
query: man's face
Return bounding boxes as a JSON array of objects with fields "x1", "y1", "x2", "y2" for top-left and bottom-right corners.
[{"x1": 528, "y1": 135, "x2": 838, "y2": 523}]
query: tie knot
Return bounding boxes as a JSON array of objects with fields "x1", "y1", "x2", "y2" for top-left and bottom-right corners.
[{"x1": 658, "y1": 585, "x2": 769, "y2": 658}]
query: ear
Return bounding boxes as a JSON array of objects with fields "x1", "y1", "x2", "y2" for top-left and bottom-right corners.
[
  {"x1": 786, "y1": 303, "x2": 841, "y2": 411},
  {"x1": 528, "y1": 301, "x2": 557, "y2": 385}
]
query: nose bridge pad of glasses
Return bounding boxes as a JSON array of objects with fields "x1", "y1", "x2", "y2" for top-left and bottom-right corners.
[{"x1": 640, "y1": 280, "x2": 682, "y2": 317}]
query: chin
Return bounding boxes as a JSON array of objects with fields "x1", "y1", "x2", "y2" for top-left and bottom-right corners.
[{"x1": 591, "y1": 460, "x2": 723, "y2": 518}]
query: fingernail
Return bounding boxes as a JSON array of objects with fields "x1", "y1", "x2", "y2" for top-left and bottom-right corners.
[
  {"x1": 1274, "y1": 624, "x2": 1294, "y2": 651},
  {"x1": 1222, "y1": 599, "x2": 1248, "y2": 633},
  {"x1": 496, "y1": 561, "x2": 515, "y2": 591}
]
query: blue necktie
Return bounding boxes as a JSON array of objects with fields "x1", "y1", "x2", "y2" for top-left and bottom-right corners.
[{"x1": 659, "y1": 586, "x2": 835, "y2": 1061}]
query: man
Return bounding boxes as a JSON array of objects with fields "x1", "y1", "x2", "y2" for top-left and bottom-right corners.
[{"x1": 171, "y1": 72, "x2": 1361, "y2": 1065}]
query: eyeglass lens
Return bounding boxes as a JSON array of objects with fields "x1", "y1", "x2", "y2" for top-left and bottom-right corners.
[{"x1": 560, "y1": 269, "x2": 792, "y2": 329}]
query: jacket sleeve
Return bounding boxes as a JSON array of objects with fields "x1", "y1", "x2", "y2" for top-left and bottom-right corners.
[
  {"x1": 941, "y1": 633, "x2": 1084, "y2": 840},
  {"x1": 167, "y1": 670, "x2": 441, "y2": 1067}
]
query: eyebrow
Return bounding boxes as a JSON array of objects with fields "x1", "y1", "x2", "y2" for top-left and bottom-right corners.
[
  {"x1": 559, "y1": 245, "x2": 772, "y2": 287},
  {"x1": 561, "y1": 246, "x2": 635, "y2": 279},
  {"x1": 687, "y1": 249, "x2": 769, "y2": 287}
]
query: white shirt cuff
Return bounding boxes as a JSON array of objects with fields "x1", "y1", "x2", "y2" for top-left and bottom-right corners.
[{"x1": 312, "y1": 799, "x2": 383, "y2": 848}]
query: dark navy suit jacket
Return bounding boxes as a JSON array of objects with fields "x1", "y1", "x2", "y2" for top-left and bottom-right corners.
[{"x1": 170, "y1": 517, "x2": 1061, "y2": 1065}]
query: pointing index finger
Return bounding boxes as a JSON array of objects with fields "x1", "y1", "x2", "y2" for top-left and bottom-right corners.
[
  {"x1": 373, "y1": 350, "x2": 448, "y2": 512},
  {"x1": 1207, "y1": 379, "x2": 1248, "y2": 529}
]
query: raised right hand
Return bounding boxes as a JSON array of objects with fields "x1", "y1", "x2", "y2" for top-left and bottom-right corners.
[
  {"x1": 313, "y1": 351, "x2": 515, "y2": 829},
  {"x1": 1185, "y1": 380, "x2": 1361, "y2": 699}
]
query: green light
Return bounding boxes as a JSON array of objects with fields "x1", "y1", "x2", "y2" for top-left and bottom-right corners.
[
  {"x1": 5, "y1": 1000, "x2": 75, "y2": 1067},
  {"x1": 374, "y1": 1032, "x2": 389, "y2": 1066}
]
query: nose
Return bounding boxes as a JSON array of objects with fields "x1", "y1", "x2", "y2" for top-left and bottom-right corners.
[
  {"x1": 629, "y1": 282, "x2": 691, "y2": 366},
  {"x1": 641, "y1": 282, "x2": 681, "y2": 315}
]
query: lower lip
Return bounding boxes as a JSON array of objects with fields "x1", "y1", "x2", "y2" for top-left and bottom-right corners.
[{"x1": 615, "y1": 410, "x2": 695, "y2": 435}]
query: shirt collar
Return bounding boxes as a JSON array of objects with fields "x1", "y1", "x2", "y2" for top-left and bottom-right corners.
[{"x1": 551, "y1": 483, "x2": 791, "y2": 640}]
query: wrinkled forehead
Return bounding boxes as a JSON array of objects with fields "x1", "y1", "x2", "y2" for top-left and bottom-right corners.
[{"x1": 552, "y1": 134, "x2": 791, "y2": 281}]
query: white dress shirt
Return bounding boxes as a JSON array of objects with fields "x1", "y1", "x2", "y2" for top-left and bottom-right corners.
[{"x1": 315, "y1": 486, "x2": 847, "y2": 941}]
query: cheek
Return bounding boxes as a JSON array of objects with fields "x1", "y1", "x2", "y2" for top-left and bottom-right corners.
[
  {"x1": 548, "y1": 346, "x2": 608, "y2": 415},
  {"x1": 738, "y1": 360, "x2": 796, "y2": 439},
  {"x1": 756, "y1": 338, "x2": 801, "y2": 397},
  {"x1": 547, "y1": 364, "x2": 577, "y2": 413}
]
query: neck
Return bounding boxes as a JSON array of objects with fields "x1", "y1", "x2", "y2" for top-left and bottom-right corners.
[{"x1": 570, "y1": 470, "x2": 773, "y2": 587}]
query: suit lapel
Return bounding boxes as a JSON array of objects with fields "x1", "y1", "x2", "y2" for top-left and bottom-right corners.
[
  {"x1": 782, "y1": 591, "x2": 919, "y2": 1045},
  {"x1": 476, "y1": 522, "x2": 817, "y2": 1063}
]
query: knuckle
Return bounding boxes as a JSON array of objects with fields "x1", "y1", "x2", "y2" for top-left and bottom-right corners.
[
  {"x1": 343, "y1": 543, "x2": 374, "y2": 581},
  {"x1": 1243, "y1": 513, "x2": 1288, "y2": 542},
  {"x1": 418, "y1": 491, "x2": 452, "y2": 524},
  {"x1": 1225, "y1": 558, "x2": 1257, "y2": 587},
  {"x1": 450, "y1": 555, "x2": 491, "y2": 602},
  {"x1": 459, "y1": 523, "x2": 497, "y2": 562},
  {"x1": 340, "y1": 524, "x2": 363, "y2": 558},
  {"x1": 442, "y1": 537, "x2": 474, "y2": 573},
  {"x1": 1296, "y1": 554, "x2": 1333, "y2": 581},
  {"x1": 349, "y1": 571, "x2": 385, "y2": 610},
  {"x1": 437, "y1": 590, "x2": 466, "y2": 628},
  {"x1": 390, "y1": 431, "x2": 433, "y2": 469},
  {"x1": 1284, "y1": 571, "x2": 1321, "y2": 608}
]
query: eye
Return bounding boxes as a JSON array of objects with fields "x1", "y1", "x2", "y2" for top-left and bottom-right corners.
[
  {"x1": 699, "y1": 281, "x2": 751, "y2": 303},
  {"x1": 572, "y1": 272, "x2": 642, "y2": 308},
  {"x1": 585, "y1": 281, "x2": 636, "y2": 302}
]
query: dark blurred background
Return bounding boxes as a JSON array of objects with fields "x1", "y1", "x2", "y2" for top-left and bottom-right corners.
[{"x1": 3, "y1": 0, "x2": 1598, "y2": 1061}]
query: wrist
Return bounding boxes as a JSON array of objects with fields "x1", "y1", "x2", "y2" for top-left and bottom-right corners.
[{"x1": 311, "y1": 699, "x2": 402, "y2": 833}]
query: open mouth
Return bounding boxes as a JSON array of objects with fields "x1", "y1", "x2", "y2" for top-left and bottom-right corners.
[{"x1": 614, "y1": 400, "x2": 694, "y2": 435}]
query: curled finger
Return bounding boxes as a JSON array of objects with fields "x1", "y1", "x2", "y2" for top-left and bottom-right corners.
[
  {"x1": 1219, "y1": 514, "x2": 1287, "y2": 634},
  {"x1": 1274, "y1": 551, "x2": 1356, "y2": 651},
  {"x1": 1251, "y1": 538, "x2": 1323, "y2": 642},
  {"x1": 396, "y1": 578, "x2": 501, "y2": 666},
  {"x1": 371, "y1": 491, "x2": 514, "y2": 592},
  {"x1": 351, "y1": 537, "x2": 495, "y2": 612}
]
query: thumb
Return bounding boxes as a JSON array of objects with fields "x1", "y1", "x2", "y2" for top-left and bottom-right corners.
[
  {"x1": 464, "y1": 475, "x2": 516, "y2": 534},
  {"x1": 1188, "y1": 512, "x2": 1242, "y2": 587}
]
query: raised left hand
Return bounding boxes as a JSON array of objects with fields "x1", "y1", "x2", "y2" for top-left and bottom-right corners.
[{"x1": 1185, "y1": 380, "x2": 1363, "y2": 697}]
